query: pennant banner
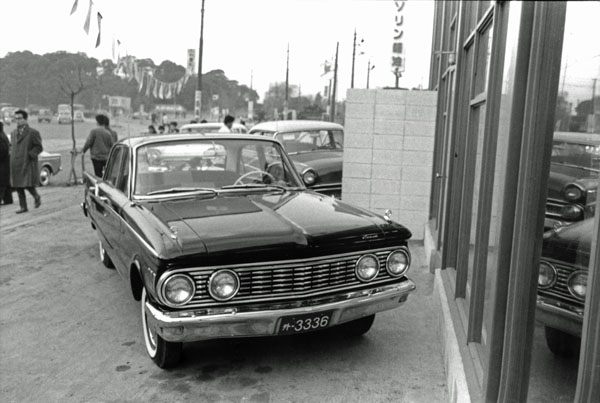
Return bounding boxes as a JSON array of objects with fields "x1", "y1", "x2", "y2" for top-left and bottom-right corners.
[
  {"x1": 70, "y1": 0, "x2": 79, "y2": 15},
  {"x1": 95, "y1": 12, "x2": 103, "y2": 47},
  {"x1": 83, "y1": 0, "x2": 93, "y2": 34}
]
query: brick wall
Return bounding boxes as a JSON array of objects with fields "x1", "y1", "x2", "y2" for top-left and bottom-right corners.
[{"x1": 342, "y1": 89, "x2": 437, "y2": 240}]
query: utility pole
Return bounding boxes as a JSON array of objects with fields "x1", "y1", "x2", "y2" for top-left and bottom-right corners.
[
  {"x1": 330, "y1": 42, "x2": 339, "y2": 122},
  {"x1": 284, "y1": 43, "x2": 289, "y2": 119},
  {"x1": 351, "y1": 29, "x2": 364, "y2": 89},
  {"x1": 194, "y1": 0, "x2": 205, "y2": 120},
  {"x1": 367, "y1": 60, "x2": 375, "y2": 89}
]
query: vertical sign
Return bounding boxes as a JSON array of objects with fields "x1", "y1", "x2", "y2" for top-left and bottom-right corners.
[
  {"x1": 187, "y1": 49, "x2": 196, "y2": 74},
  {"x1": 195, "y1": 90, "x2": 202, "y2": 119},
  {"x1": 392, "y1": 1, "x2": 406, "y2": 86}
]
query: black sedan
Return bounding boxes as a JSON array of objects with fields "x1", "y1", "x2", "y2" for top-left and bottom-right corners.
[
  {"x1": 82, "y1": 133, "x2": 415, "y2": 368},
  {"x1": 249, "y1": 120, "x2": 344, "y2": 198}
]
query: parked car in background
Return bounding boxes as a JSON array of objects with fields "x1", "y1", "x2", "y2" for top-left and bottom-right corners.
[
  {"x1": 249, "y1": 120, "x2": 344, "y2": 198},
  {"x1": 57, "y1": 111, "x2": 72, "y2": 124},
  {"x1": 38, "y1": 151, "x2": 62, "y2": 186},
  {"x1": 537, "y1": 217, "x2": 592, "y2": 357},
  {"x1": 37, "y1": 108, "x2": 53, "y2": 123},
  {"x1": 180, "y1": 122, "x2": 248, "y2": 134},
  {"x1": 74, "y1": 110, "x2": 85, "y2": 122},
  {"x1": 545, "y1": 132, "x2": 599, "y2": 231},
  {"x1": 81, "y1": 133, "x2": 415, "y2": 368}
]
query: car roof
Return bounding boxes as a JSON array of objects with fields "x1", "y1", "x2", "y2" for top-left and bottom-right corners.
[
  {"x1": 249, "y1": 120, "x2": 344, "y2": 133},
  {"x1": 180, "y1": 122, "x2": 247, "y2": 131},
  {"x1": 119, "y1": 132, "x2": 278, "y2": 148},
  {"x1": 553, "y1": 131, "x2": 600, "y2": 145}
]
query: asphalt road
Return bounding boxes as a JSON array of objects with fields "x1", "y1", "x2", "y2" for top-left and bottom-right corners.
[{"x1": 0, "y1": 185, "x2": 448, "y2": 403}]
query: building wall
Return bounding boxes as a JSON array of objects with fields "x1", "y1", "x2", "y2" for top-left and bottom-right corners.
[{"x1": 342, "y1": 89, "x2": 437, "y2": 240}]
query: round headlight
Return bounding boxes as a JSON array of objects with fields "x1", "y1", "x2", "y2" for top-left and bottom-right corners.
[
  {"x1": 567, "y1": 271, "x2": 587, "y2": 300},
  {"x1": 538, "y1": 261, "x2": 557, "y2": 289},
  {"x1": 163, "y1": 274, "x2": 195, "y2": 306},
  {"x1": 386, "y1": 249, "x2": 411, "y2": 277},
  {"x1": 559, "y1": 204, "x2": 584, "y2": 221},
  {"x1": 208, "y1": 269, "x2": 240, "y2": 301},
  {"x1": 564, "y1": 185, "x2": 583, "y2": 202},
  {"x1": 302, "y1": 170, "x2": 317, "y2": 186},
  {"x1": 355, "y1": 254, "x2": 380, "y2": 282}
]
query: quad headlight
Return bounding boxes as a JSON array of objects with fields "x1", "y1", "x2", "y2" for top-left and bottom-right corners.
[
  {"x1": 559, "y1": 204, "x2": 584, "y2": 221},
  {"x1": 355, "y1": 254, "x2": 380, "y2": 282},
  {"x1": 537, "y1": 261, "x2": 557, "y2": 289},
  {"x1": 386, "y1": 249, "x2": 411, "y2": 277},
  {"x1": 302, "y1": 169, "x2": 317, "y2": 186},
  {"x1": 564, "y1": 185, "x2": 583, "y2": 203},
  {"x1": 208, "y1": 269, "x2": 240, "y2": 301},
  {"x1": 162, "y1": 274, "x2": 195, "y2": 306},
  {"x1": 567, "y1": 271, "x2": 587, "y2": 300}
]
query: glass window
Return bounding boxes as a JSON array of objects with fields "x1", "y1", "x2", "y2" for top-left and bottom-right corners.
[{"x1": 104, "y1": 147, "x2": 124, "y2": 186}]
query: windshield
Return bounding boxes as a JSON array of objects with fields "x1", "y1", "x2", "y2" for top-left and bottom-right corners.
[
  {"x1": 274, "y1": 129, "x2": 343, "y2": 154},
  {"x1": 551, "y1": 140, "x2": 600, "y2": 171},
  {"x1": 134, "y1": 138, "x2": 302, "y2": 196}
]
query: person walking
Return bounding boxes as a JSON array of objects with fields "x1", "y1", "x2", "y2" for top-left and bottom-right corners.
[
  {"x1": 82, "y1": 114, "x2": 114, "y2": 177},
  {"x1": 0, "y1": 121, "x2": 14, "y2": 206},
  {"x1": 105, "y1": 115, "x2": 118, "y2": 143},
  {"x1": 218, "y1": 115, "x2": 235, "y2": 133},
  {"x1": 10, "y1": 110, "x2": 42, "y2": 214}
]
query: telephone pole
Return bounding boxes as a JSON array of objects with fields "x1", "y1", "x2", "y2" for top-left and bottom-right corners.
[
  {"x1": 285, "y1": 43, "x2": 289, "y2": 118},
  {"x1": 194, "y1": 0, "x2": 205, "y2": 120},
  {"x1": 350, "y1": 29, "x2": 364, "y2": 89},
  {"x1": 330, "y1": 42, "x2": 339, "y2": 122}
]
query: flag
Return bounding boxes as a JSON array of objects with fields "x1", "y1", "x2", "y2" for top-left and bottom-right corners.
[
  {"x1": 70, "y1": 0, "x2": 79, "y2": 15},
  {"x1": 95, "y1": 12, "x2": 103, "y2": 47},
  {"x1": 83, "y1": 0, "x2": 93, "y2": 34}
]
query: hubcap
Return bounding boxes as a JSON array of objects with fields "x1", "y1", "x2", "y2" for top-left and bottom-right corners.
[{"x1": 40, "y1": 168, "x2": 49, "y2": 186}]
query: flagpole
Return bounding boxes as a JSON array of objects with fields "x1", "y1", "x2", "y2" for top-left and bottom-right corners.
[{"x1": 195, "y1": 0, "x2": 205, "y2": 120}]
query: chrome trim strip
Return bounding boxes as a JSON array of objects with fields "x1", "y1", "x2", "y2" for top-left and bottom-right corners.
[{"x1": 536, "y1": 297, "x2": 583, "y2": 321}]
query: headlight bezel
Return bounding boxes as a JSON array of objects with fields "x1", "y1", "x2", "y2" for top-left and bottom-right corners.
[
  {"x1": 208, "y1": 269, "x2": 241, "y2": 302},
  {"x1": 159, "y1": 273, "x2": 196, "y2": 307},
  {"x1": 564, "y1": 184, "x2": 584, "y2": 203},
  {"x1": 537, "y1": 261, "x2": 557, "y2": 290},
  {"x1": 301, "y1": 169, "x2": 318, "y2": 186},
  {"x1": 386, "y1": 248, "x2": 411, "y2": 277},
  {"x1": 567, "y1": 271, "x2": 587, "y2": 301},
  {"x1": 355, "y1": 254, "x2": 380, "y2": 282}
]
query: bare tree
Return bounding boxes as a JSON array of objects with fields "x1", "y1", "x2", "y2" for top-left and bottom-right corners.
[{"x1": 57, "y1": 66, "x2": 95, "y2": 185}]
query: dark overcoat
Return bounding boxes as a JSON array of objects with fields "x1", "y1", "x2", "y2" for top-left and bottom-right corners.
[
  {"x1": 0, "y1": 130, "x2": 10, "y2": 187},
  {"x1": 10, "y1": 125, "x2": 43, "y2": 188}
]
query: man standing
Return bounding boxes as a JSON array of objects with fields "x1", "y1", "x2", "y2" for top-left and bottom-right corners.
[
  {"x1": 0, "y1": 121, "x2": 14, "y2": 205},
  {"x1": 10, "y1": 110, "x2": 42, "y2": 214},
  {"x1": 105, "y1": 115, "x2": 118, "y2": 144},
  {"x1": 218, "y1": 115, "x2": 235, "y2": 133},
  {"x1": 82, "y1": 114, "x2": 114, "y2": 177}
]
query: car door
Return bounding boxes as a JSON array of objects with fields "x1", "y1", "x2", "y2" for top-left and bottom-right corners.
[{"x1": 91, "y1": 146, "x2": 126, "y2": 269}]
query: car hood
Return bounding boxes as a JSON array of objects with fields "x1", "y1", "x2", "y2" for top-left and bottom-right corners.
[
  {"x1": 548, "y1": 163, "x2": 598, "y2": 199},
  {"x1": 141, "y1": 190, "x2": 411, "y2": 261},
  {"x1": 542, "y1": 218, "x2": 593, "y2": 267}
]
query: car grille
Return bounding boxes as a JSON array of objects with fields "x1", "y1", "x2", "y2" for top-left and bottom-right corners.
[
  {"x1": 179, "y1": 248, "x2": 408, "y2": 308},
  {"x1": 538, "y1": 257, "x2": 585, "y2": 308},
  {"x1": 545, "y1": 198, "x2": 567, "y2": 220}
]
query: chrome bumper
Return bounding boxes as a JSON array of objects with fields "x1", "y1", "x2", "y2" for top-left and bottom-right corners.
[
  {"x1": 146, "y1": 280, "x2": 416, "y2": 343},
  {"x1": 536, "y1": 296, "x2": 583, "y2": 336}
]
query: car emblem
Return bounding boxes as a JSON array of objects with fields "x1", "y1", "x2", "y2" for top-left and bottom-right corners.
[{"x1": 362, "y1": 234, "x2": 379, "y2": 240}]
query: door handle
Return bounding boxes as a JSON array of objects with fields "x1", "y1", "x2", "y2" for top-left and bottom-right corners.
[{"x1": 99, "y1": 196, "x2": 109, "y2": 203}]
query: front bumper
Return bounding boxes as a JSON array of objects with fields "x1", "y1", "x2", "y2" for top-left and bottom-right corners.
[
  {"x1": 146, "y1": 280, "x2": 416, "y2": 343},
  {"x1": 536, "y1": 296, "x2": 583, "y2": 336}
]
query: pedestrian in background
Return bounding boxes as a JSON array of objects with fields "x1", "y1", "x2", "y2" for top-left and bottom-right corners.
[
  {"x1": 0, "y1": 121, "x2": 14, "y2": 206},
  {"x1": 169, "y1": 121, "x2": 179, "y2": 133},
  {"x1": 105, "y1": 115, "x2": 118, "y2": 143},
  {"x1": 82, "y1": 114, "x2": 114, "y2": 177},
  {"x1": 147, "y1": 125, "x2": 157, "y2": 134},
  {"x1": 10, "y1": 110, "x2": 42, "y2": 214},
  {"x1": 218, "y1": 115, "x2": 235, "y2": 133}
]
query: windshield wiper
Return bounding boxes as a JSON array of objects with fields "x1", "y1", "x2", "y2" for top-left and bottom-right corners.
[
  {"x1": 147, "y1": 187, "x2": 217, "y2": 196},
  {"x1": 221, "y1": 183, "x2": 288, "y2": 191}
]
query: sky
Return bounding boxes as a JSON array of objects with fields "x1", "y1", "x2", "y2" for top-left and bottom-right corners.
[{"x1": 0, "y1": 0, "x2": 434, "y2": 102}]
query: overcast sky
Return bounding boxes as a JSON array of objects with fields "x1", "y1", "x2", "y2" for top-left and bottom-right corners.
[{"x1": 0, "y1": 0, "x2": 434, "y2": 101}]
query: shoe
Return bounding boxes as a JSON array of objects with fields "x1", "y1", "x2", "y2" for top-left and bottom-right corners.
[
  {"x1": 35, "y1": 196, "x2": 41, "y2": 208},
  {"x1": 15, "y1": 209, "x2": 28, "y2": 214}
]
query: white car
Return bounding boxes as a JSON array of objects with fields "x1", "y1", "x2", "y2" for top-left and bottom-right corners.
[{"x1": 180, "y1": 122, "x2": 248, "y2": 134}]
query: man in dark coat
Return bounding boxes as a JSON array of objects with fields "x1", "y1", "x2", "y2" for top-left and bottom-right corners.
[
  {"x1": 10, "y1": 110, "x2": 43, "y2": 213},
  {"x1": 0, "y1": 121, "x2": 14, "y2": 205}
]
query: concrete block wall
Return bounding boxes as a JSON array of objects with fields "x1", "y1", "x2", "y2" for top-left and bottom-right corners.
[{"x1": 343, "y1": 89, "x2": 437, "y2": 240}]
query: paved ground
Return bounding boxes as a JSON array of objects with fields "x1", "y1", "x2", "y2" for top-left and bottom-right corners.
[{"x1": 0, "y1": 185, "x2": 448, "y2": 403}]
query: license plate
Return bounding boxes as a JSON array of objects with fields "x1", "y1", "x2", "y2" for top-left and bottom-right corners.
[{"x1": 277, "y1": 311, "x2": 333, "y2": 335}]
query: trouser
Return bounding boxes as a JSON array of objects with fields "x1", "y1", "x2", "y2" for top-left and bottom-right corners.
[
  {"x1": 0, "y1": 186, "x2": 13, "y2": 204},
  {"x1": 15, "y1": 187, "x2": 40, "y2": 210},
  {"x1": 91, "y1": 159, "x2": 107, "y2": 178}
]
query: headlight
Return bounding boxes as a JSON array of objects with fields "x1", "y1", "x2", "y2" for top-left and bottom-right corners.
[
  {"x1": 162, "y1": 274, "x2": 195, "y2": 306},
  {"x1": 538, "y1": 261, "x2": 556, "y2": 289},
  {"x1": 564, "y1": 185, "x2": 583, "y2": 202},
  {"x1": 208, "y1": 269, "x2": 240, "y2": 301},
  {"x1": 386, "y1": 249, "x2": 411, "y2": 277},
  {"x1": 559, "y1": 204, "x2": 584, "y2": 221},
  {"x1": 302, "y1": 170, "x2": 317, "y2": 186},
  {"x1": 567, "y1": 271, "x2": 587, "y2": 300},
  {"x1": 355, "y1": 254, "x2": 380, "y2": 282}
]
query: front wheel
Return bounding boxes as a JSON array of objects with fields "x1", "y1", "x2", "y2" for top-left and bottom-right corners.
[
  {"x1": 39, "y1": 166, "x2": 51, "y2": 186},
  {"x1": 141, "y1": 288, "x2": 182, "y2": 368}
]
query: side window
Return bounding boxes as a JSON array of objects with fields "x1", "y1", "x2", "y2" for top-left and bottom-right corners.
[
  {"x1": 104, "y1": 147, "x2": 124, "y2": 186},
  {"x1": 116, "y1": 148, "x2": 130, "y2": 194},
  {"x1": 240, "y1": 145, "x2": 261, "y2": 172}
]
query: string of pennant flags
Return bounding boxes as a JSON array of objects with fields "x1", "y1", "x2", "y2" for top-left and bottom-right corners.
[{"x1": 69, "y1": 0, "x2": 190, "y2": 100}]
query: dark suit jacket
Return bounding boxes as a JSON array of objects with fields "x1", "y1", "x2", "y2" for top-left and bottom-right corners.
[{"x1": 10, "y1": 124, "x2": 43, "y2": 188}]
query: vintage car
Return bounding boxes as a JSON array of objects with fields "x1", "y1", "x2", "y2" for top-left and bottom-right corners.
[
  {"x1": 248, "y1": 120, "x2": 344, "y2": 198},
  {"x1": 37, "y1": 108, "x2": 53, "y2": 123},
  {"x1": 81, "y1": 133, "x2": 415, "y2": 368},
  {"x1": 38, "y1": 151, "x2": 62, "y2": 186},
  {"x1": 57, "y1": 111, "x2": 71, "y2": 124},
  {"x1": 180, "y1": 122, "x2": 248, "y2": 134},
  {"x1": 544, "y1": 132, "x2": 599, "y2": 231},
  {"x1": 537, "y1": 217, "x2": 592, "y2": 357}
]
